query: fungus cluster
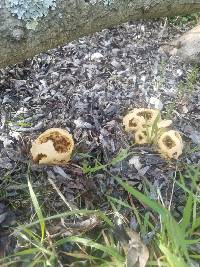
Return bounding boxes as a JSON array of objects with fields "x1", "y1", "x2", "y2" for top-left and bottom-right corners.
[
  {"x1": 29, "y1": 109, "x2": 182, "y2": 165},
  {"x1": 30, "y1": 128, "x2": 74, "y2": 165},
  {"x1": 123, "y1": 108, "x2": 183, "y2": 160}
]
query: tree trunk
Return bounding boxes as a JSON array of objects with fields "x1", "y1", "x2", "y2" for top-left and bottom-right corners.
[{"x1": 1, "y1": 0, "x2": 200, "y2": 68}]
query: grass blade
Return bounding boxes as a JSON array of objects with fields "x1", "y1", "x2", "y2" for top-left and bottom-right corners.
[
  {"x1": 180, "y1": 193, "x2": 193, "y2": 233},
  {"x1": 159, "y1": 244, "x2": 188, "y2": 267},
  {"x1": 113, "y1": 175, "x2": 168, "y2": 217},
  {"x1": 27, "y1": 178, "x2": 45, "y2": 242},
  {"x1": 15, "y1": 209, "x2": 113, "y2": 233},
  {"x1": 113, "y1": 175, "x2": 190, "y2": 261},
  {"x1": 56, "y1": 236, "x2": 124, "y2": 263}
]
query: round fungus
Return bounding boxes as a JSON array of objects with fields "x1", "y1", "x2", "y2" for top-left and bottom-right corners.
[
  {"x1": 157, "y1": 130, "x2": 183, "y2": 159},
  {"x1": 135, "y1": 130, "x2": 148, "y2": 145},
  {"x1": 30, "y1": 128, "x2": 74, "y2": 165},
  {"x1": 123, "y1": 112, "x2": 146, "y2": 132},
  {"x1": 123, "y1": 107, "x2": 183, "y2": 160},
  {"x1": 123, "y1": 108, "x2": 161, "y2": 133},
  {"x1": 131, "y1": 108, "x2": 161, "y2": 125}
]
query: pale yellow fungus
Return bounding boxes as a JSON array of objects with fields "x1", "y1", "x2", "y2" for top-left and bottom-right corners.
[
  {"x1": 30, "y1": 128, "x2": 74, "y2": 165},
  {"x1": 123, "y1": 113, "x2": 146, "y2": 132},
  {"x1": 123, "y1": 108, "x2": 183, "y2": 160},
  {"x1": 135, "y1": 130, "x2": 149, "y2": 145},
  {"x1": 130, "y1": 108, "x2": 161, "y2": 125},
  {"x1": 157, "y1": 130, "x2": 183, "y2": 159}
]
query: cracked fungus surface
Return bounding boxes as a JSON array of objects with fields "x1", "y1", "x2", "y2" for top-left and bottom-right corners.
[
  {"x1": 137, "y1": 111, "x2": 154, "y2": 120},
  {"x1": 157, "y1": 130, "x2": 183, "y2": 159},
  {"x1": 35, "y1": 153, "x2": 47, "y2": 163},
  {"x1": 128, "y1": 118, "x2": 143, "y2": 128},
  {"x1": 39, "y1": 131, "x2": 72, "y2": 153},
  {"x1": 162, "y1": 136, "x2": 175, "y2": 149},
  {"x1": 134, "y1": 109, "x2": 160, "y2": 124},
  {"x1": 135, "y1": 130, "x2": 148, "y2": 144},
  {"x1": 30, "y1": 128, "x2": 74, "y2": 165}
]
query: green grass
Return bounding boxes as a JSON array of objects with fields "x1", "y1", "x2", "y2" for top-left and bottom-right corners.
[
  {"x1": 1, "y1": 176, "x2": 115, "y2": 266},
  {"x1": 5, "y1": 114, "x2": 33, "y2": 128},
  {"x1": 165, "y1": 67, "x2": 200, "y2": 119},
  {"x1": 112, "y1": 174, "x2": 199, "y2": 267},
  {"x1": 1, "y1": 150, "x2": 200, "y2": 267}
]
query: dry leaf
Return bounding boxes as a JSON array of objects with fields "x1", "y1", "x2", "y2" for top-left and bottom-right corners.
[
  {"x1": 114, "y1": 220, "x2": 149, "y2": 267},
  {"x1": 125, "y1": 229, "x2": 149, "y2": 267}
]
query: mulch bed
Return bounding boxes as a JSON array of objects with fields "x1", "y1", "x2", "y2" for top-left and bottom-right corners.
[{"x1": 0, "y1": 18, "x2": 200, "y2": 258}]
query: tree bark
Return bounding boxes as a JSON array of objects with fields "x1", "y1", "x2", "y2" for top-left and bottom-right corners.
[{"x1": 1, "y1": 0, "x2": 200, "y2": 68}]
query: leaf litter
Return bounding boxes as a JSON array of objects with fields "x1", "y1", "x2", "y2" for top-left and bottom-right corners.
[{"x1": 0, "y1": 18, "x2": 200, "y2": 263}]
